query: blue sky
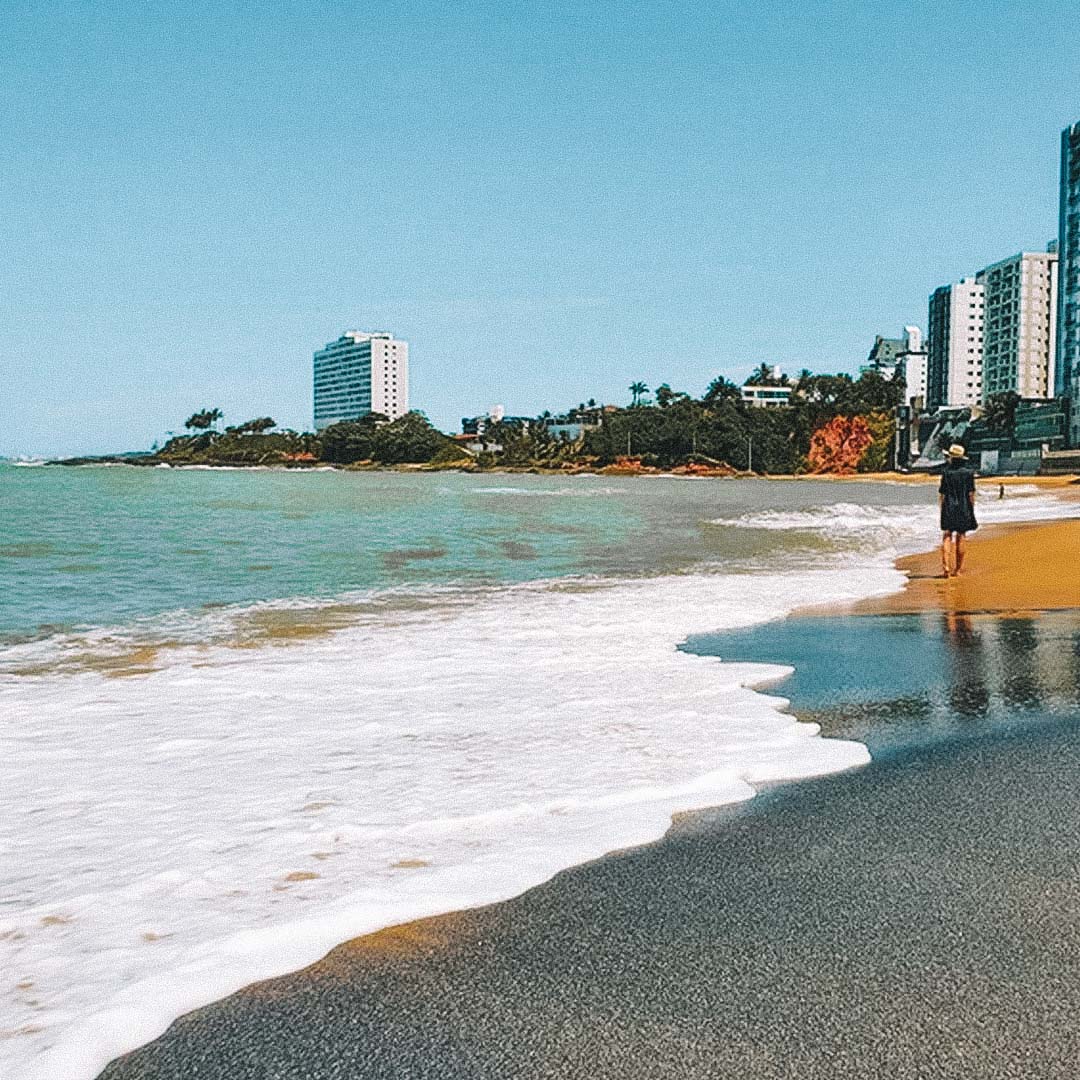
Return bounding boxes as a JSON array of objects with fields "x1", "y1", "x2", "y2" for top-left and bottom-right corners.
[{"x1": 2, "y1": 0, "x2": 1078, "y2": 456}]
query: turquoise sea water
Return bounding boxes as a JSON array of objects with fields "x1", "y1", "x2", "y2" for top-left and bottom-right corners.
[{"x1": 0, "y1": 463, "x2": 938, "y2": 642}]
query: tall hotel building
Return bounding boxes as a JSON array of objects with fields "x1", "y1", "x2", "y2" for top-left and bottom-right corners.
[
  {"x1": 1057, "y1": 121, "x2": 1080, "y2": 444},
  {"x1": 926, "y1": 278, "x2": 984, "y2": 409},
  {"x1": 313, "y1": 331, "x2": 409, "y2": 430},
  {"x1": 979, "y1": 250, "x2": 1058, "y2": 402}
]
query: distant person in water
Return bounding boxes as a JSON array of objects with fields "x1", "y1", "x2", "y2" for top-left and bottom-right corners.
[{"x1": 939, "y1": 444, "x2": 977, "y2": 577}]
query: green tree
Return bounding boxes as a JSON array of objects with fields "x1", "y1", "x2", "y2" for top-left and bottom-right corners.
[
  {"x1": 745, "y1": 363, "x2": 780, "y2": 387},
  {"x1": 856, "y1": 411, "x2": 897, "y2": 472},
  {"x1": 184, "y1": 408, "x2": 224, "y2": 432},
  {"x1": 318, "y1": 413, "x2": 386, "y2": 464},
  {"x1": 852, "y1": 370, "x2": 905, "y2": 412},
  {"x1": 629, "y1": 381, "x2": 649, "y2": 407},
  {"x1": 702, "y1": 375, "x2": 741, "y2": 406},
  {"x1": 236, "y1": 416, "x2": 276, "y2": 434},
  {"x1": 370, "y1": 411, "x2": 455, "y2": 464}
]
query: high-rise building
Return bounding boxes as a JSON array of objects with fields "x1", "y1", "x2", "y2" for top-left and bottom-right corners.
[
  {"x1": 1056, "y1": 121, "x2": 1080, "y2": 444},
  {"x1": 313, "y1": 331, "x2": 409, "y2": 431},
  {"x1": 926, "y1": 278, "x2": 985, "y2": 409},
  {"x1": 862, "y1": 334, "x2": 906, "y2": 379},
  {"x1": 897, "y1": 325, "x2": 928, "y2": 405},
  {"x1": 979, "y1": 250, "x2": 1058, "y2": 401}
]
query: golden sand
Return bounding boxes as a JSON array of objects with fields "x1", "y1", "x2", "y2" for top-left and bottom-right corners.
[
  {"x1": 853, "y1": 517, "x2": 1080, "y2": 616},
  {"x1": 241, "y1": 911, "x2": 479, "y2": 1000}
]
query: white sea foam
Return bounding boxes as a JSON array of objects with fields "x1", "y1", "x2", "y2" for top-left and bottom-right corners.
[
  {"x1": 1, "y1": 561, "x2": 894, "y2": 1079},
  {"x1": 715, "y1": 491, "x2": 1075, "y2": 555},
  {"x1": 1, "y1": 489, "x2": 1075, "y2": 1079},
  {"x1": 471, "y1": 484, "x2": 627, "y2": 496}
]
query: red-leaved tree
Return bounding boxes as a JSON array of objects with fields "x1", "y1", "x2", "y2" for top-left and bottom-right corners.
[{"x1": 806, "y1": 415, "x2": 874, "y2": 474}]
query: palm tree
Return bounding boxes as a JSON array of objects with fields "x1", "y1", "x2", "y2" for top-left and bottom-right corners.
[
  {"x1": 745, "y1": 363, "x2": 777, "y2": 387},
  {"x1": 184, "y1": 407, "x2": 224, "y2": 432},
  {"x1": 629, "y1": 381, "x2": 648, "y2": 407},
  {"x1": 703, "y1": 376, "x2": 740, "y2": 406}
]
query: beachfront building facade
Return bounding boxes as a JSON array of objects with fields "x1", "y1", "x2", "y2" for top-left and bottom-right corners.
[
  {"x1": 862, "y1": 334, "x2": 906, "y2": 380},
  {"x1": 897, "y1": 325, "x2": 928, "y2": 405},
  {"x1": 740, "y1": 384, "x2": 792, "y2": 408},
  {"x1": 740, "y1": 364, "x2": 791, "y2": 408},
  {"x1": 979, "y1": 251, "x2": 1058, "y2": 402},
  {"x1": 926, "y1": 278, "x2": 985, "y2": 409},
  {"x1": 1057, "y1": 121, "x2": 1080, "y2": 444},
  {"x1": 313, "y1": 331, "x2": 409, "y2": 430}
]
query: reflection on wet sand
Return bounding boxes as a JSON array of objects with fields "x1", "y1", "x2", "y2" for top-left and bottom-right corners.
[
  {"x1": 942, "y1": 613, "x2": 990, "y2": 719},
  {"x1": 883, "y1": 612, "x2": 1078, "y2": 748},
  {"x1": 690, "y1": 611, "x2": 1080, "y2": 756}
]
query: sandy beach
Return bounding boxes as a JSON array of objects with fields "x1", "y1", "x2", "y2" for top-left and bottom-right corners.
[
  {"x1": 96, "y1": 510, "x2": 1080, "y2": 1079},
  {"x1": 854, "y1": 518, "x2": 1080, "y2": 616}
]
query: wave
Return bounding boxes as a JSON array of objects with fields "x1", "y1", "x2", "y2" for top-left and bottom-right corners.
[
  {"x1": 711, "y1": 491, "x2": 1075, "y2": 554},
  {"x1": 2, "y1": 558, "x2": 894, "y2": 1080}
]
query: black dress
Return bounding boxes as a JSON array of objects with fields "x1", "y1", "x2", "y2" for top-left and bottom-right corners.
[{"x1": 939, "y1": 461, "x2": 977, "y2": 533}]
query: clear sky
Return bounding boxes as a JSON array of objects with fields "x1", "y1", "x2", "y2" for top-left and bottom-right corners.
[{"x1": 2, "y1": 0, "x2": 1078, "y2": 456}]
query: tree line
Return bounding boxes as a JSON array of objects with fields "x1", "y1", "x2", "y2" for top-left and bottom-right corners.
[
  {"x1": 157, "y1": 410, "x2": 454, "y2": 467},
  {"x1": 154, "y1": 369, "x2": 914, "y2": 473}
]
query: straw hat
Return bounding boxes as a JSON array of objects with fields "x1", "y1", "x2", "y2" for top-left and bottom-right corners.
[{"x1": 947, "y1": 444, "x2": 966, "y2": 458}]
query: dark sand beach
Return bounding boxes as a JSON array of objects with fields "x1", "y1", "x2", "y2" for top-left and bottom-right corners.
[{"x1": 101, "y1": 523, "x2": 1080, "y2": 1080}]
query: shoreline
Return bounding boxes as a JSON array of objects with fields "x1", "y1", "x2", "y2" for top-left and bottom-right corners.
[
  {"x1": 17, "y1": 457, "x2": 1080, "y2": 486},
  {"x1": 99, "y1": 609, "x2": 1080, "y2": 1079},
  {"x1": 4, "y1": 477, "x2": 1070, "y2": 1078},
  {"x1": 11, "y1": 497, "x2": 913, "y2": 1079},
  {"x1": 93, "y1": 502, "x2": 1080, "y2": 1079}
]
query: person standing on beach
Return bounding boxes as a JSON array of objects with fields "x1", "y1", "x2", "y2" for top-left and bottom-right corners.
[{"x1": 939, "y1": 444, "x2": 977, "y2": 577}]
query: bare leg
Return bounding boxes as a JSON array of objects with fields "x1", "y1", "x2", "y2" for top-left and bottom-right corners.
[
  {"x1": 954, "y1": 532, "x2": 966, "y2": 576},
  {"x1": 941, "y1": 532, "x2": 954, "y2": 577}
]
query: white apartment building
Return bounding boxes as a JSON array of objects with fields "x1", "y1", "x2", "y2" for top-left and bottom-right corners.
[
  {"x1": 313, "y1": 331, "x2": 409, "y2": 430},
  {"x1": 740, "y1": 384, "x2": 792, "y2": 408},
  {"x1": 979, "y1": 250, "x2": 1058, "y2": 401},
  {"x1": 926, "y1": 278, "x2": 984, "y2": 409},
  {"x1": 740, "y1": 364, "x2": 791, "y2": 407}
]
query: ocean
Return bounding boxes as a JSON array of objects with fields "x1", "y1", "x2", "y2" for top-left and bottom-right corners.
[{"x1": 0, "y1": 462, "x2": 1073, "y2": 1079}]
